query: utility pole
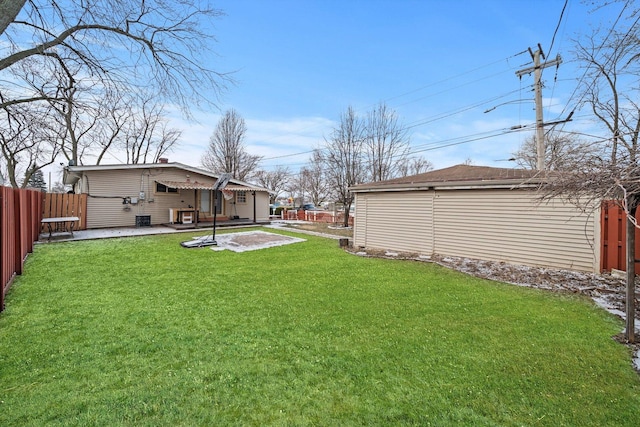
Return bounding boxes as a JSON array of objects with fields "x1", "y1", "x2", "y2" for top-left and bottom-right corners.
[{"x1": 515, "y1": 44, "x2": 562, "y2": 170}]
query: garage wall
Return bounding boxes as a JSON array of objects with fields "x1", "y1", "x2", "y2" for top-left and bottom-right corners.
[
  {"x1": 434, "y1": 189, "x2": 598, "y2": 272},
  {"x1": 353, "y1": 187, "x2": 599, "y2": 273},
  {"x1": 354, "y1": 190, "x2": 435, "y2": 254}
]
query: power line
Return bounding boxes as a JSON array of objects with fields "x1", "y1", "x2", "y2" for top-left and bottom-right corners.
[
  {"x1": 262, "y1": 123, "x2": 537, "y2": 172},
  {"x1": 258, "y1": 87, "x2": 530, "y2": 166},
  {"x1": 261, "y1": 149, "x2": 316, "y2": 161},
  {"x1": 392, "y1": 69, "x2": 518, "y2": 109},
  {"x1": 256, "y1": 51, "x2": 536, "y2": 161},
  {"x1": 380, "y1": 50, "x2": 529, "y2": 106},
  {"x1": 545, "y1": 0, "x2": 570, "y2": 114},
  {"x1": 403, "y1": 88, "x2": 527, "y2": 130},
  {"x1": 547, "y1": 0, "x2": 569, "y2": 59},
  {"x1": 258, "y1": 36, "x2": 591, "y2": 173},
  {"x1": 556, "y1": 0, "x2": 630, "y2": 120}
]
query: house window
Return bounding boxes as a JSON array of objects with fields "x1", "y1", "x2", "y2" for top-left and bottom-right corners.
[
  {"x1": 236, "y1": 191, "x2": 247, "y2": 204},
  {"x1": 156, "y1": 182, "x2": 178, "y2": 193}
]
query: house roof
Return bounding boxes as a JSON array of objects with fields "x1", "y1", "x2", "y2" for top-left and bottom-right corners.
[
  {"x1": 63, "y1": 162, "x2": 271, "y2": 192},
  {"x1": 350, "y1": 164, "x2": 549, "y2": 192}
]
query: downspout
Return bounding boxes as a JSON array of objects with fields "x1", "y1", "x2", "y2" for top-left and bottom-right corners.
[{"x1": 252, "y1": 191, "x2": 256, "y2": 223}]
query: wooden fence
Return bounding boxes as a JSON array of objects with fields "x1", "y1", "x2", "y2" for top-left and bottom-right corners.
[
  {"x1": 1, "y1": 186, "x2": 43, "y2": 312},
  {"x1": 41, "y1": 193, "x2": 87, "y2": 231},
  {"x1": 281, "y1": 209, "x2": 354, "y2": 226},
  {"x1": 600, "y1": 200, "x2": 640, "y2": 272}
]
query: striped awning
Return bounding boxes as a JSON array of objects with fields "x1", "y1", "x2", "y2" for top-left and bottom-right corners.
[
  {"x1": 156, "y1": 181, "x2": 269, "y2": 192},
  {"x1": 156, "y1": 180, "x2": 214, "y2": 190},
  {"x1": 224, "y1": 185, "x2": 269, "y2": 192}
]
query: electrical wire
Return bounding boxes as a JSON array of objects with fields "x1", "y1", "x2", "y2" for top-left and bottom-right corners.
[
  {"x1": 556, "y1": 0, "x2": 630, "y2": 121},
  {"x1": 254, "y1": 50, "x2": 534, "y2": 162},
  {"x1": 546, "y1": 0, "x2": 569, "y2": 61},
  {"x1": 258, "y1": 86, "x2": 531, "y2": 166},
  {"x1": 544, "y1": 0, "x2": 569, "y2": 115},
  {"x1": 380, "y1": 50, "x2": 528, "y2": 106}
]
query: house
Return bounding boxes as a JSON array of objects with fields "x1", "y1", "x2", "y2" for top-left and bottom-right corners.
[
  {"x1": 350, "y1": 164, "x2": 600, "y2": 273},
  {"x1": 63, "y1": 160, "x2": 272, "y2": 229}
]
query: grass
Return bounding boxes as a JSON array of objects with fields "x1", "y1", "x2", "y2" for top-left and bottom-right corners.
[
  {"x1": 1, "y1": 227, "x2": 639, "y2": 426},
  {"x1": 280, "y1": 221, "x2": 354, "y2": 238}
]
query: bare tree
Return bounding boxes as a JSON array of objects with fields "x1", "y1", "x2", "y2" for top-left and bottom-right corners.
[
  {"x1": 201, "y1": 109, "x2": 262, "y2": 181},
  {"x1": 8, "y1": 54, "x2": 179, "y2": 169},
  {"x1": 322, "y1": 106, "x2": 366, "y2": 227},
  {"x1": 0, "y1": 0, "x2": 26, "y2": 36},
  {"x1": 1, "y1": 0, "x2": 230, "y2": 182},
  {"x1": 300, "y1": 150, "x2": 330, "y2": 206},
  {"x1": 0, "y1": 102, "x2": 62, "y2": 188},
  {"x1": 286, "y1": 172, "x2": 307, "y2": 208},
  {"x1": 121, "y1": 95, "x2": 181, "y2": 164},
  {"x1": 365, "y1": 102, "x2": 410, "y2": 182},
  {"x1": 50, "y1": 181, "x2": 69, "y2": 193},
  {"x1": 543, "y1": 22, "x2": 640, "y2": 342},
  {"x1": 48, "y1": 66, "x2": 101, "y2": 166},
  {"x1": 1, "y1": 0, "x2": 229, "y2": 112},
  {"x1": 397, "y1": 156, "x2": 434, "y2": 177},
  {"x1": 513, "y1": 132, "x2": 597, "y2": 171},
  {"x1": 0, "y1": 162, "x2": 6, "y2": 185},
  {"x1": 253, "y1": 166, "x2": 291, "y2": 203}
]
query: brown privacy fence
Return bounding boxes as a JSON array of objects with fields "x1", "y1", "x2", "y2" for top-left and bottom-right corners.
[
  {"x1": 1, "y1": 186, "x2": 43, "y2": 312},
  {"x1": 600, "y1": 200, "x2": 640, "y2": 272},
  {"x1": 41, "y1": 193, "x2": 87, "y2": 231}
]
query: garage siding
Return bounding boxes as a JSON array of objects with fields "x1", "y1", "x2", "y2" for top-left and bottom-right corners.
[
  {"x1": 354, "y1": 187, "x2": 598, "y2": 272},
  {"x1": 433, "y1": 189, "x2": 597, "y2": 272},
  {"x1": 355, "y1": 191, "x2": 434, "y2": 254}
]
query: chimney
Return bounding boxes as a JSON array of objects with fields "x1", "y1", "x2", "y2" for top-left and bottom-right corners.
[{"x1": 158, "y1": 158, "x2": 169, "y2": 164}]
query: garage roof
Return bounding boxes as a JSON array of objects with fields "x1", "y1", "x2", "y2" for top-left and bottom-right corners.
[{"x1": 350, "y1": 164, "x2": 551, "y2": 192}]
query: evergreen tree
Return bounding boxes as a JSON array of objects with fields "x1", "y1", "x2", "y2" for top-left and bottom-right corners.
[{"x1": 27, "y1": 169, "x2": 47, "y2": 191}]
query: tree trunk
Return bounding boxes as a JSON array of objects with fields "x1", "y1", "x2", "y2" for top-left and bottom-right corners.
[
  {"x1": 626, "y1": 203, "x2": 637, "y2": 343},
  {"x1": 0, "y1": 0, "x2": 26, "y2": 36},
  {"x1": 343, "y1": 202, "x2": 351, "y2": 228}
]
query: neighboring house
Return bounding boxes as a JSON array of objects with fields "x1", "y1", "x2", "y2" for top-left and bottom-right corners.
[
  {"x1": 350, "y1": 164, "x2": 600, "y2": 273},
  {"x1": 63, "y1": 160, "x2": 272, "y2": 229}
]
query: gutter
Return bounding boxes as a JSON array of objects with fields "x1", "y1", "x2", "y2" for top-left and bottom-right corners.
[
  {"x1": 63, "y1": 169, "x2": 82, "y2": 186},
  {"x1": 350, "y1": 179, "x2": 546, "y2": 193}
]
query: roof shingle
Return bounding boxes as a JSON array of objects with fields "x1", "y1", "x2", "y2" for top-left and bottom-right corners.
[{"x1": 351, "y1": 164, "x2": 548, "y2": 191}]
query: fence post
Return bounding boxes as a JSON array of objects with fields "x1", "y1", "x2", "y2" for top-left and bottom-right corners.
[{"x1": 0, "y1": 187, "x2": 4, "y2": 311}]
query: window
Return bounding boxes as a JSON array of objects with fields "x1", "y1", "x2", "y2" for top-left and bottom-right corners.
[
  {"x1": 156, "y1": 182, "x2": 178, "y2": 193},
  {"x1": 236, "y1": 191, "x2": 247, "y2": 204}
]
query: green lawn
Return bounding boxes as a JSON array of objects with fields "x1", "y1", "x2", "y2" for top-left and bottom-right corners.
[{"x1": 1, "y1": 228, "x2": 639, "y2": 426}]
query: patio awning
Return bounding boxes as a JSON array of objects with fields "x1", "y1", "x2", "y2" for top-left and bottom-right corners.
[
  {"x1": 156, "y1": 181, "x2": 270, "y2": 192},
  {"x1": 156, "y1": 180, "x2": 214, "y2": 190},
  {"x1": 224, "y1": 185, "x2": 270, "y2": 192}
]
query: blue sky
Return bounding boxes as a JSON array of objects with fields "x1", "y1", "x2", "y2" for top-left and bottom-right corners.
[{"x1": 161, "y1": 0, "x2": 624, "y2": 174}]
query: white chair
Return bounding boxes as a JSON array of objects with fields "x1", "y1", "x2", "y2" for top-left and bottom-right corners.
[{"x1": 182, "y1": 212, "x2": 193, "y2": 224}]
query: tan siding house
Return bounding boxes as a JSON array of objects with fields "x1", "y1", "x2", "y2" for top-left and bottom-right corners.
[
  {"x1": 63, "y1": 162, "x2": 272, "y2": 229},
  {"x1": 351, "y1": 165, "x2": 600, "y2": 273}
]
